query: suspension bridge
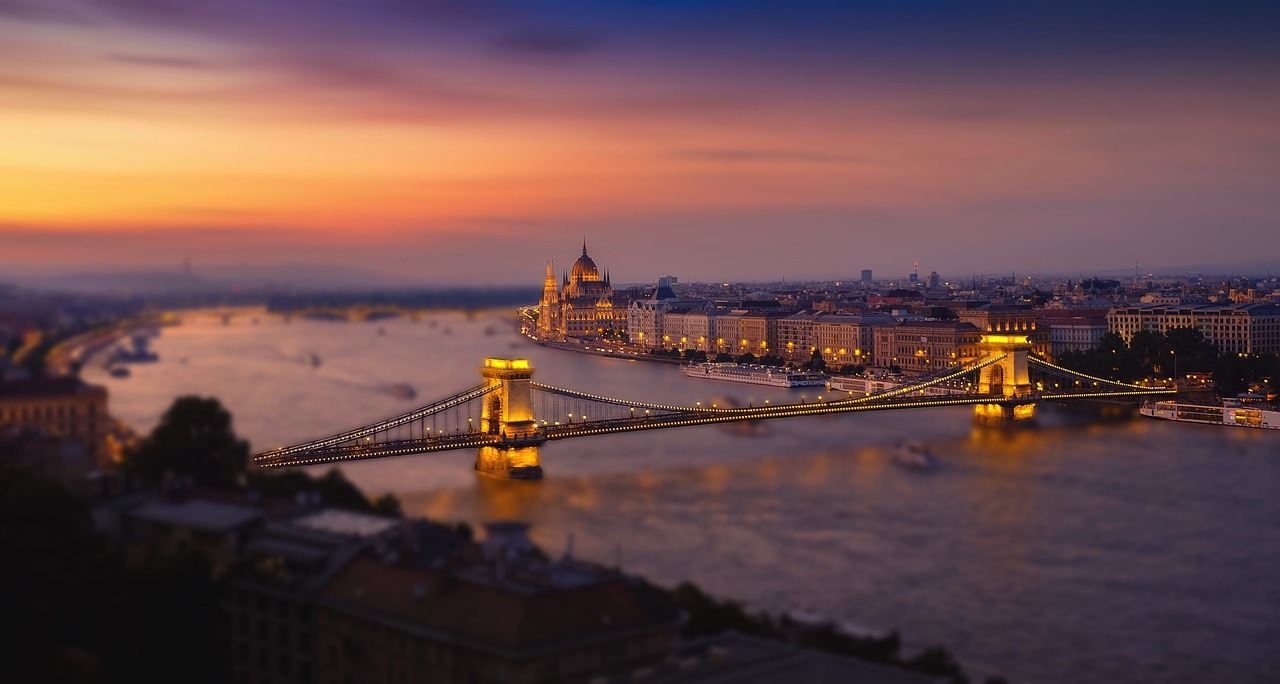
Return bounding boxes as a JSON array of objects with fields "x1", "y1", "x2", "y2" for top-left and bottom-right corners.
[{"x1": 253, "y1": 334, "x2": 1172, "y2": 478}]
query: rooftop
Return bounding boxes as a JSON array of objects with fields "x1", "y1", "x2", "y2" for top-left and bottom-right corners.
[
  {"x1": 655, "y1": 631, "x2": 945, "y2": 684},
  {"x1": 0, "y1": 376, "x2": 105, "y2": 399},
  {"x1": 129, "y1": 499, "x2": 263, "y2": 534},
  {"x1": 291, "y1": 508, "x2": 400, "y2": 539},
  {"x1": 319, "y1": 554, "x2": 680, "y2": 656}
]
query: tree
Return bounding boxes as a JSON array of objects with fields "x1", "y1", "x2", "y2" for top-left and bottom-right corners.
[
  {"x1": 1165, "y1": 326, "x2": 1217, "y2": 374},
  {"x1": 906, "y1": 646, "x2": 969, "y2": 684},
  {"x1": 127, "y1": 396, "x2": 249, "y2": 489},
  {"x1": 371, "y1": 494, "x2": 403, "y2": 517},
  {"x1": 804, "y1": 349, "x2": 827, "y2": 372},
  {"x1": 714, "y1": 353, "x2": 734, "y2": 363},
  {"x1": 1214, "y1": 353, "x2": 1279, "y2": 398},
  {"x1": 0, "y1": 465, "x2": 108, "y2": 681},
  {"x1": 735, "y1": 352, "x2": 757, "y2": 364},
  {"x1": 1129, "y1": 329, "x2": 1167, "y2": 372},
  {"x1": 839, "y1": 364, "x2": 866, "y2": 376}
]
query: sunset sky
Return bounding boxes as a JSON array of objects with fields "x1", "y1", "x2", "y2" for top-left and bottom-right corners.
[{"x1": 3, "y1": 1, "x2": 1278, "y2": 284}]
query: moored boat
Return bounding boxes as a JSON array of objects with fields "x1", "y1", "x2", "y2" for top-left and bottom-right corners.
[
  {"x1": 681, "y1": 362, "x2": 826, "y2": 388},
  {"x1": 1140, "y1": 400, "x2": 1280, "y2": 430}
]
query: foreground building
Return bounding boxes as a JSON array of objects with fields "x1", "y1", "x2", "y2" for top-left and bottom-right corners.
[
  {"x1": 230, "y1": 518, "x2": 681, "y2": 684},
  {"x1": 0, "y1": 376, "x2": 111, "y2": 466}
]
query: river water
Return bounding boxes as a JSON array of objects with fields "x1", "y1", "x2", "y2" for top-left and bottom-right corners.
[{"x1": 85, "y1": 310, "x2": 1280, "y2": 684}]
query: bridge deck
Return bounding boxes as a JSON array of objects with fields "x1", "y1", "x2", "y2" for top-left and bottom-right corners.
[{"x1": 255, "y1": 384, "x2": 1173, "y2": 468}]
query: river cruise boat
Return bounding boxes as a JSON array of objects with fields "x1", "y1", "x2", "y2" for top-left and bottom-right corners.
[
  {"x1": 828, "y1": 375, "x2": 969, "y2": 398},
  {"x1": 1140, "y1": 400, "x2": 1280, "y2": 430},
  {"x1": 681, "y1": 363, "x2": 827, "y2": 388}
]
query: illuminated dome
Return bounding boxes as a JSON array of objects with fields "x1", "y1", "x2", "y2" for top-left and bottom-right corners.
[{"x1": 570, "y1": 242, "x2": 601, "y2": 282}]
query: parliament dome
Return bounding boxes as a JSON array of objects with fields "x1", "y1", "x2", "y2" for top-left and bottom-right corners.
[{"x1": 570, "y1": 243, "x2": 601, "y2": 281}]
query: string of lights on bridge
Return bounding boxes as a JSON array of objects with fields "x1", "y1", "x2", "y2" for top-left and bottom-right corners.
[{"x1": 254, "y1": 351, "x2": 1175, "y2": 469}]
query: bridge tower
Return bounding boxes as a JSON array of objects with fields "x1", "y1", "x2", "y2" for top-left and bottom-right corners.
[
  {"x1": 475, "y1": 358, "x2": 545, "y2": 479},
  {"x1": 974, "y1": 334, "x2": 1036, "y2": 425}
]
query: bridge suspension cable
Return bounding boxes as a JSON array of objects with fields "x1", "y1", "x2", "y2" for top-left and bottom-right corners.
[
  {"x1": 253, "y1": 349, "x2": 1176, "y2": 472},
  {"x1": 1027, "y1": 356, "x2": 1172, "y2": 398},
  {"x1": 258, "y1": 383, "x2": 497, "y2": 459}
]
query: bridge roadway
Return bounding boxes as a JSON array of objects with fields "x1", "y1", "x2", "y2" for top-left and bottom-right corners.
[
  {"x1": 255, "y1": 387, "x2": 1170, "y2": 469},
  {"x1": 255, "y1": 392, "x2": 1011, "y2": 468},
  {"x1": 253, "y1": 348, "x2": 1176, "y2": 471}
]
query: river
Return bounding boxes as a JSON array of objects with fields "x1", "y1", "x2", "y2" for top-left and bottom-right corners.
[{"x1": 84, "y1": 309, "x2": 1280, "y2": 684}]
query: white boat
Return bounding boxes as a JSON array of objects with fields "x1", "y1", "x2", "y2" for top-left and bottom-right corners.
[
  {"x1": 828, "y1": 374, "x2": 969, "y2": 397},
  {"x1": 681, "y1": 362, "x2": 827, "y2": 388},
  {"x1": 388, "y1": 383, "x2": 416, "y2": 400},
  {"x1": 891, "y1": 440, "x2": 935, "y2": 470},
  {"x1": 1140, "y1": 400, "x2": 1280, "y2": 430}
]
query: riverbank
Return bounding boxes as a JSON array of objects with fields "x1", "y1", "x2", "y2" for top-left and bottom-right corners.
[
  {"x1": 40, "y1": 314, "x2": 177, "y2": 376},
  {"x1": 86, "y1": 311, "x2": 1280, "y2": 684},
  {"x1": 526, "y1": 336, "x2": 688, "y2": 365}
]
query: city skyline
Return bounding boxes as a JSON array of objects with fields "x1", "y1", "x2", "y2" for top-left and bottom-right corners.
[{"x1": 3, "y1": 1, "x2": 1279, "y2": 283}]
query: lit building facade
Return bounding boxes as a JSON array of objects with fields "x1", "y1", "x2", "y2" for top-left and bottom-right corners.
[
  {"x1": 777, "y1": 313, "x2": 895, "y2": 366},
  {"x1": 778, "y1": 312, "x2": 823, "y2": 362},
  {"x1": 662, "y1": 309, "x2": 720, "y2": 352},
  {"x1": 1038, "y1": 309, "x2": 1110, "y2": 357},
  {"x1": 812, "y1": 314, "x2": 895, "y2": 368},
  {"x1": 627, "y1": 285, "x2": 709, "y2": 350},
  {"x1": 1107, "y1": 303, "x2": 1280, "y2": 355},
  {"x1": 700, "y1": 311, "x2": 785, "y2": 357},
  {"x1": 873, "y1": 321, "x2": 983, "y2": 372}
]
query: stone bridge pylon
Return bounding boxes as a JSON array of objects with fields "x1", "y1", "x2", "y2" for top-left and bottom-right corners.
[
  {"x1": 475, "y1": 358, "x2": 544, "y2": 479},
  {"x1": 975, "y1": 334, "x2": 1036, "y2": 425}
]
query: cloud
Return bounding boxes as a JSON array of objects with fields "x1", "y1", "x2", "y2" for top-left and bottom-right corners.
[
  {"x1": 669, "y1": 148, "x2": 860, "y2": 164},
  {"x1": 899, "y1": 104, "x2": 1017, "y2": 123},
  {"x1": 0, "y1": 0, "x2": 90, "y2": 23},
  {"x1": 106, "y1": 53, "x2": 210, "y2": 68},
  {"x1": 494, "y1": 30, "x2": 600, "y2": 57}
]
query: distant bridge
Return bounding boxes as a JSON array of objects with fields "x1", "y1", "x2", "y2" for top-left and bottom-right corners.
[{"x1": 253, "y1": 335, "x2": 1173, "y2": 478}]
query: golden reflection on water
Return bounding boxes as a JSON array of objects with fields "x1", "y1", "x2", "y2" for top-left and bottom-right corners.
[
  {"x1": 418, "y1": 487, "x2": 460, "y2": 521},
  {"x1": 796, "y1": 452, "x2": 832, "y2": 487},
  {"x1": 635, "y1": 471, "x2": 659, "y2": 491},
  {"x1": 474, "y1": 476, "x2": 545, "y2": 520},
  {"x1": 754, "y1": 458, "x2": 781, "y2": 484},
  {"x1": 702, "y1": 464, "x2": 732, "y2": 494},
  {"x1": 563, "y1": 478, "x2": 600, "y2": 512},
  {"x1": 853, "y1": 446, "x2": 888, "y2": 479},
  {"x1": 968, "y1": 423, "x2": 1043, "y2": 460}
]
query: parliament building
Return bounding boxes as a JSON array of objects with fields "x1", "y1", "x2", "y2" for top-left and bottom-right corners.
[{"x1": 538, "y1": 243, "x2": 630, "y2": 340}]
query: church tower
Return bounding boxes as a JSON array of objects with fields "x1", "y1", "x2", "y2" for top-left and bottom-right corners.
[{"x1": 538, "y1": 262, "x2": 562, "y2": 340}]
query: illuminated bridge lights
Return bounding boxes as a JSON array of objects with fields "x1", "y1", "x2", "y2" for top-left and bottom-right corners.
[
  {"x1": 1027, "y1": 357, "x2": 1157, "y2": 392},
  {"x1": 256, "y1": 351, "x2": 1175, "y2": 469}
]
